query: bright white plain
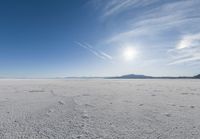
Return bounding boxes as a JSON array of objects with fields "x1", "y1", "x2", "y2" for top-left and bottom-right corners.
[{"x1": 0, "y1": 79, "x2": 200, "y2": 138}]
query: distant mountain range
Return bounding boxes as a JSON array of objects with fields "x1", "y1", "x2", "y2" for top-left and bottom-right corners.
[
  {"x1": 107, "y1": 74, "x2": 200, "y2": 79},
  {"x1": 1, "y1": 74, "x2": 199, "y2": 79},
  {"x1": 108, "y1": 74, "x2": 153, "y2": 79},
  {"x1": 63, "y1": 74, "x2": 200, "y2": 79}
]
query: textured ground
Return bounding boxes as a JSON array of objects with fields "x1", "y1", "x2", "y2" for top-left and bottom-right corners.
[{"x1": 0, "y1": 79, "x2": 200, "y2": 139}]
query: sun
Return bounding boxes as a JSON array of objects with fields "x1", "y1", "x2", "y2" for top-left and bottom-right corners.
[{"x1": 123, "y1": 47, "x2": 138, "y2": 61}]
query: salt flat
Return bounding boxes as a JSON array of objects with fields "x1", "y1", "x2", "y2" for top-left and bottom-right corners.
[{"x1": 0, "y1": 79, "x2": 200, "y2": 139}]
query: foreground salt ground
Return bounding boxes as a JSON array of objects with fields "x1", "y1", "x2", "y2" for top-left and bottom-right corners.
[{"x1": 0, "y1": 79, "x2": 200, "y2": 139}]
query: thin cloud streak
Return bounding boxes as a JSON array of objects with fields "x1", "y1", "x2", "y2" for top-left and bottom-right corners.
[
  {"x1": 99, "y1": 51, "x2": 113, "y2": 60},
  {"x1": 101, "y1": 0, "x2": 158, "y2": 19},
  {"x1": 75, "y1": 41, "x2": 112, "y2": 60}
]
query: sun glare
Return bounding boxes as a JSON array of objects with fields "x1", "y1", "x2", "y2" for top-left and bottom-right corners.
[{"x1": 123, "y1": 47, "x2": 138, "y2": 61}]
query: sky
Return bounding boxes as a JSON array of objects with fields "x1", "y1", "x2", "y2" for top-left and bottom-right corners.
[{"x1": 0, "y1": 0, "x2": 200, "y2": 78}]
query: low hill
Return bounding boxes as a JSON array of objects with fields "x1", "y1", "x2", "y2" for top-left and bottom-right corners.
[
  {"x1": 194, "y1": 74, "x2": 200, "y2": 78},
  {"x1": 108, "y1": 74, "x2": 153, "y2": 79}
]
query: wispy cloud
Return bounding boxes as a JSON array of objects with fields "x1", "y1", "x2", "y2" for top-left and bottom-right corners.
[
  {"x1": 99, "y1": 51, "x2": 113, "y2": 60},
  {"x1": 169, "y1": 33, "x2": 200, "y2": 65},
  {"x1": 91, "y1": 0, "x2": 200, "y2": 66},
  {"x1": 177, "y1": 33, "x2": 200, "y2": 49},
  {"x1": 75, "y1": 41, "x2": 112, "y2": 60},
  {"x1": 107, "y1": 0, "x2": 200, "y2": 43},
  {"x1": 97, "y1": 0, "x2": 159, "y2": 19}
]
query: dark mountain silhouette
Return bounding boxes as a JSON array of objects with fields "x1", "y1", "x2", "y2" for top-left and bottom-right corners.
[
  {"x1": 64, "y1": 74, "x2": 200, "y2": 79},
  {"x1": 107, "y1": 74, "x2": 200, "y2": 79},
  {"x1": 194, "y1": 74, "x2": 200, "y2": 78},
  {"x1": 108, "y1": 74, "x2": 152, "y2": 79}
]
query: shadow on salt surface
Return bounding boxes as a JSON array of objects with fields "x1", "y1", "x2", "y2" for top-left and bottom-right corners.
[
  {"x1": 181, "y1": 92, "x2": 200, "y2": 96},
  {"x1": 29, "y1": 90, "x2": 45, "y2": 93}
]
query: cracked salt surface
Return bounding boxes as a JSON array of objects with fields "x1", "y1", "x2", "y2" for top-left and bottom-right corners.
[{"x1": 0, "y1": 79, "x2": 200, "y2": 138}]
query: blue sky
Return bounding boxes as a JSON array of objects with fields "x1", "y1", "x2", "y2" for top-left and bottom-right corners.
[{"x1": 0, "y1": 0, "x2": 200, "y2": 78}]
